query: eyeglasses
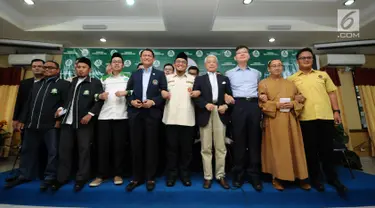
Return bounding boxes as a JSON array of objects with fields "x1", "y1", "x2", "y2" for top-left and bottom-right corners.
[
  {"x1": 298, "y1": 56, "x2": 313, "y2": 60},
  {"x1": 43, "y1": 66, "x2": 57, "y2": 70}
]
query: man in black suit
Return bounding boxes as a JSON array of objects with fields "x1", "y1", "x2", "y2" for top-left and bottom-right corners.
[
  {"x1": 52, "y1": 57, "x2": 104, "y2": 192},
  {"x1": 193, "y1": 55, "x2": 231, "y2": 189},
  {"x1": 125, "y1": 49, "x2": 167, "y2": 192}
]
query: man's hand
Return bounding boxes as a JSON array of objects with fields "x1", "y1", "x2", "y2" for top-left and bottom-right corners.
[
  {"x1": 131, "y1": 99, "x2": 143, "y2": 108},
  {"x1": 17, "y1": 122, "x2": 24, "y2": 130},
  {"x1": 55, "y1": 108, "x2": 62, "y2": 118},
  {"x1": 190, "y1": 90, "x2": 201, "y2": 98},
  {"x1": 224, "y1": 94, "x2": 235, "y2": 104},
  {"x1": 55, "y1": 121, "x2": 61, "y2": 129},
  {"x1": 218, "y1": 104, "x2": 228, "y2": 114},
  {"x1": 282, "y1": 102, "x2": 294, "y2": 109},
  {"x1": 115, "y1": 91, "x2": 127, "y2": 97},
  {"x1": 80, "y1": 114, "x2": 92, "y2": 125},
  {"x1": 334, "y1": 112, "x2": 342, "y2": 125},
  {"x1": 205, "y1": 103, "x2": 216, "y2": 111},
  {"x1": 161, "y1": 90, "x2": 171, "y2": 100},
  {"x1": 259, "y1": 94, "x2": 268, "y2": 102},
  {"x1": 142, "y1": 100, "x2": 154, "y2": 108},
  {"x1": 295, "y1": 94, "x2": 305, "y2": 103},
  {"x1": 106, "y1": 65, "x2": 112, "y2": 75},
  {"x1": 99, "y1": 92, "x2": 109, "y2": 100},
  {"x1": 12, "y1": 120, "x2": 19, "y2": 130}
]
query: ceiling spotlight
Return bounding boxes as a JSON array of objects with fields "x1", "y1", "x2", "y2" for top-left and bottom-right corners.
[
  {"x1": 126, "y1": 0, "x2": 135, "y2": 6},
  {"x1": 24, "y1": 0, "x2": 34, "y2": 5},
  {"x1": 100, "y1": 38, "x2": 107, "y2": 43},
  {"x1": 269, "y1": 38, "x2": 275, "y2": 43},
  {"x1": 344, "y1": 0, "x2": 355, "y2": 6},
  {"x1": 243, "y1": 0, "x2": 253, "y2": 5}
]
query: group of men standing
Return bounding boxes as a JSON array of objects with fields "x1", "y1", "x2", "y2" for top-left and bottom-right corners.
[{"x1": 6, "y1": 45, "x2": 347, "y2": 195}]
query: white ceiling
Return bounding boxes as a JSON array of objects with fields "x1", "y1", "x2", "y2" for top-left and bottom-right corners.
[{"x1": 0, "y1": 0, "x2": 374, "y2": 51}]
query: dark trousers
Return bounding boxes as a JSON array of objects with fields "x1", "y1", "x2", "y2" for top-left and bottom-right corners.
[
  {"x1": 129, "y1": 114, "x2": 159, "y2": 181},
  {"x1": 165, "y1": 125, "x2": 194, "y2": 179},
  {"x1": 19, "y1": 128, "x2": 58, "y2": 180},
  {"x1": 57, "y1": 124, "x2": 93, "y2": 182},
  {"x1": 231, "y1": 99, "x2": 262, "y2": 178},
  {"x1": 96, "y1": 119, "x2": 128, "y2": 178},
  {"x1": 300, "y1": 119, "x2": 338, "y2": 182}
]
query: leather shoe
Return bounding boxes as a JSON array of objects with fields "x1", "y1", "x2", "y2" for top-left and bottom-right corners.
[
  {"x1": 251, "y1": 177, "x2": 263, "y2": 191},
  {"x1": 181, "y1": 178, "x2": 192, "y2": 186},
  {"x1": 74, "y1": 181, "x2": 85, "y2": 192},
  {"x1": 299, "y1": 180, "x2": 311, "y2": 191},
  {"x1": 51, "y1": 180, "x2": 65, "y2": 191},
  {"x1": 217, "y1": 178, "x2": 230, "y2": 189},
  {"x1": 166, "y1": 178, "x2": 176, "y2": 187},
  {"x1": 126, "y1": 181, "x2": 142, "y2": 192},
  {"x1": 203, "y1": 180, "x2": 212, "y2": 189},
  {"x1": 40, "y1": 180, "x2": 53, "y2": 191},
  {"x1": 146, "y1": 181, "x2": 155, "y2": 191},
  {"x1": 232, "y1": 174, "x2": 243, "y2": 188},
  {"x1": 272, "y1": 179, "x2": 284, "y2": 191},
  {"x1": 328, "y1": 179, "x2": 348, "y2": 194},
  {"x1": 4, "y1": 178, "x2": 30, "y2": 189},
  {"x1": 312, "y1": 181, "x2": 325, "y2": 192}
]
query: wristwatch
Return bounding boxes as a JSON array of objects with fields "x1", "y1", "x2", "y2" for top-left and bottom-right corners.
[{"x1": 333, "y1": 109, "x2": 341, "y2": 114}]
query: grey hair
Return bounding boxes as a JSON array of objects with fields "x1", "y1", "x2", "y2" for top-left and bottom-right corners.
[{"x1": 204, "y1": 54, "x2": 219, "y2": 64}]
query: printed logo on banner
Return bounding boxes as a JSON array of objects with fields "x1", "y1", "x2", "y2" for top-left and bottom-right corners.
[
  {"x1": 124, "y1": 60, "x2": 132, "y2": 67},
  {"x1": 224, "y1": 50, "x2": 232, "y2": 57},
  {"x1": 81, "y1": 49, "x2": 89, "y2": 57},
  {"x1": 153, "y1": 60, "x2": 161, "y2": 68},
  {"x1": 65, "y1": 59, "x2": 73, "y2": 67},
  {"x1": 252, "y1": 50, "x2": 260, "y2": 58},
  {"x1": 281, "y1": 50, "x2": 289, "y2": 58},
  {"x1": 196, "y1": 50, "x2": 204, "y2": 57},
  {"x1": 167, "y1": 50, "x2": 175, "y2": 57},
  {"x1": 94, "y1": 60, "x2": 103, "y2": 68},
  {"x1": 110, "y1": 50, "x2": 118, "y2": 56}
]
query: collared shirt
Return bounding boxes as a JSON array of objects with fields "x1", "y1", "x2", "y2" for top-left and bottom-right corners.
[
  {"x1": 287, "y1": 69, "x2": 337, "y2": 121},
  {"x1": 162, "y1": 73, "x2": 195, "y2": 126},
  {"x1": 66, "y1": 77, "x2": 85, "y2": 125},
  {"x1": 142, "y1": 67, "x2": 152, "y2": 102},
  {"x1": 208, "y1": 72, "x2": 218, "y2": 103},
  {"x1": 225, "y1": 66, "x2": 261, "y2": 98},
  {"x1": 98, "y1": 73, "x2": 129, "y2": 120}
]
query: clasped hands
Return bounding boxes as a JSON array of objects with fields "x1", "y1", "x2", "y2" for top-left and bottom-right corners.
[
  {"x1": 161, "y1": 89, "x2": 201, "y2": 100},
  {"x1": 99, "y1": 91, "x2": 128, "y2": 100},
  {"x1": 259, "y1": 93, "x2": 306, "y2": 110}
]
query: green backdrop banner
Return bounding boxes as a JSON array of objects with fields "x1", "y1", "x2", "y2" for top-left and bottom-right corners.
[{"x1": 60, "y1": 48, "x2": 302, "y2": 80}]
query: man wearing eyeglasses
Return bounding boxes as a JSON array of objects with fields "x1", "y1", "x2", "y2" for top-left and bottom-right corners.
[
  {"x1": 288, "y1": 47, "x2": 347, "y2": 194},
  {"x1": 5, "y1": 61, "x2": 70, "y2": 190}
]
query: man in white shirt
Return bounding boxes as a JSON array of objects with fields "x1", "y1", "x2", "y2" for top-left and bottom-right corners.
[
  {"x1": 192, "y1": 55, "x2": 231, "y2": 189},
  {"x1": 89, "y1": 53, "x2": 129, "y2": 187},
  {"x1": 161, "y1": 52, "x2": 200, "y2": 187}
]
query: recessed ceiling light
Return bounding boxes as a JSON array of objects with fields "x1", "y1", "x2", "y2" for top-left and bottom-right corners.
[
  {"x1": 24, "y1": 0, "x2": 34, "y2": 5},
  {"x1": 100, "y1": 38, "x2": 107, "y2": 43},
  {"x1": 344, "y1": 0, "x2": 355, "y2": 6},
  {"x1": 269, "y1": 38, "x2": 275, "y2": 43},
  {"x1": 243, "y1": 0, "x2": 253, "y2": 5},
  {"x1": 126, "y1": 0, "x2": 135, "y2": 6}
]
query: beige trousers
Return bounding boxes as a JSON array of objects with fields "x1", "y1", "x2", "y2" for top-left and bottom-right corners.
[{"x1": 200, "y1": 107, "x2": 227, "y2": 180}]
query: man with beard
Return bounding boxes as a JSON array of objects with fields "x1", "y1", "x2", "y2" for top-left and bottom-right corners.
[
  {"x1": 5, "y1": 61, "x2": 70, "y2": 191},
  {"x1": 125, "y1": 49, "x2": 167, "y2": 192},
  {"x1": 52, "y1": 57, "x2": 104, "y2": 192}
]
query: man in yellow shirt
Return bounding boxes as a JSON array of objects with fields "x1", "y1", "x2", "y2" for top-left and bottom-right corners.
[{"x1": 288, "y1": 48, "x2": 347, "y2": 194}]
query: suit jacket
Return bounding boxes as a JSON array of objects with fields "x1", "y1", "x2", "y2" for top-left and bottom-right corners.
[
  {"x1": 13, "y1": 78, "x2": 35, "y2": 121},
  {"x1": 126, "y1": 67, "x2": 167, "y2": 119},
  {"x1": 193, "y1": 73, "x2": 232, "y2": 127}
]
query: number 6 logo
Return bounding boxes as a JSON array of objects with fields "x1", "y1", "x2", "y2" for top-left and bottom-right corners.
[{"x1": 337, "y1": 9, "x2": 359, "y2": 32}]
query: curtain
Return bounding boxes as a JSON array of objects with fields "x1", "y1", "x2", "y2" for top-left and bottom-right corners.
[
  {"x1": 354, "y1": 68, "x2": 375, "y2": 156},
  {"x1": 320, "y1": 66, "x2": 341, "y2": 86},
  {"x1": 0, "y1": 67, "x2": 22, "y2": 158}
]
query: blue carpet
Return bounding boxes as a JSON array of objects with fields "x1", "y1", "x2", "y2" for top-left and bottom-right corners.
[{"x1": 0, "y1": 168, "x2": 374, "y2": 207}]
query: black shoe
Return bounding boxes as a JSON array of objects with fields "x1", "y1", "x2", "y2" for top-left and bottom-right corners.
[
  {"x1": 203, "y1": 180, "x2": 212, "y2": 189},
  {"x1": 51, "y1": 180, "x2": 65, "y2": 192},
  {"x1": 232, "y1": 174, "x2": 243, "y2": 188},
  {"x1": 312, "y1": 181, "x2": 325, "y2": 192},
  {"x1": 5, "y1": 175, "x2": 19, "y2": 183},
  {"x1": 181, "y1": 178, "x2": 192, "y2": 187},
  {"x1": 126, "y1": 181, "x2": 142, "y2": 192},
  {"x1": 166, "y1": 178, "x2": 176, "y2": 187},
  {"x1": 40, "y1": 180, "x2": 53, "y2": 191},
  {"x1": 251, "y1": 177, "x2": 263, "y2": 192},
  {"x1": 74, "y1": 181, "x2": 85, "y2": 192},
  {"x1": 146, "y1": 181, "x2": 155, "y2": 191},
  {"x1": 4, "y1": 177, "x2": 30, "y2": 189},
  {"x1": 328, "y1": 179, "x2": 348, "y2": 194}
]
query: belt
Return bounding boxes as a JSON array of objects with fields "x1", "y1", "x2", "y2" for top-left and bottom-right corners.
[{"x1": 234, "y1": 97, "x2": 258, "y2": 102}]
